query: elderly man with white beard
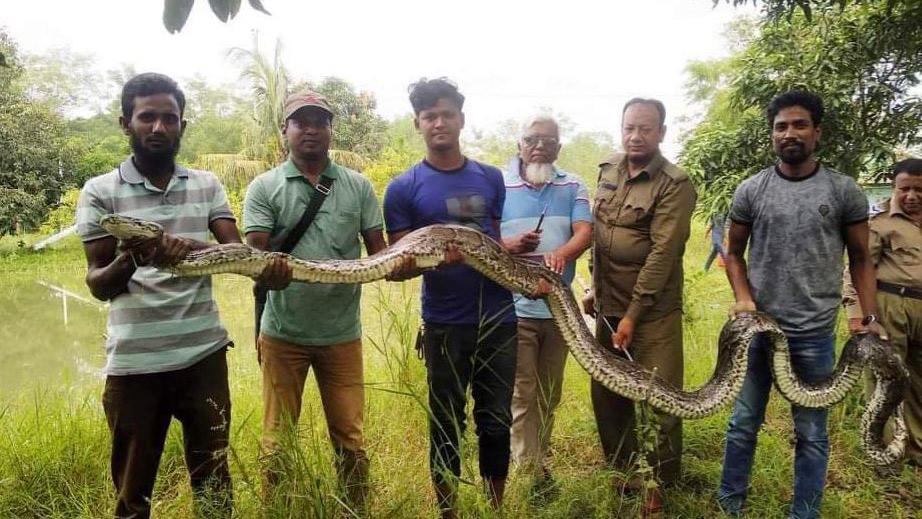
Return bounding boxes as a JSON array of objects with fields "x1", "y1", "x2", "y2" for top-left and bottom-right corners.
[{"x1": 500, "y1": 115, "x2": 592, "y2": 500}]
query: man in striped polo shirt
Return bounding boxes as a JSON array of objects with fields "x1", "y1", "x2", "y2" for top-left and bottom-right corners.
[
  {"x1": 500, "y1": 115, "x2": 592, "y2": 498},
  {"x1": 77, "y1": 73, "x2": 241, "y2": 519}
]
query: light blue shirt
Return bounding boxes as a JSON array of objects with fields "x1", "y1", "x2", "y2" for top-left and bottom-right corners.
[{"x1": 500, "y1": 157, "x2": 592, "y2": 319}]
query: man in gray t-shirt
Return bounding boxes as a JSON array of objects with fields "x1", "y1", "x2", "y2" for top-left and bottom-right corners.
[
  {"x1": 717, "y1": 91, "x2": 883, "y2": 519},
  {"x1": 729, "y1": 163, "x2": 868, "y2": 337}
]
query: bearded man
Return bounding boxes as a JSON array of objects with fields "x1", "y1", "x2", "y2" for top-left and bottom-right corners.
[
  {"x1": 500, "y1": 115, "x2": 592, "y2": 499},
  {"x1": 76, "y1": 72, "x2": 242, "y2": 518},
  {"x1": 717, "y1": 90, "x2": 882, "y2": 519}
]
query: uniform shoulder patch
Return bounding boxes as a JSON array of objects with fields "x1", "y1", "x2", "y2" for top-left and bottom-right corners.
[
  {"x1": 599, "y1": 152, "x2": 626, "y2": 168},
  {"x1": 662, "y1": 162, "x2": 690, "y2": 183}
]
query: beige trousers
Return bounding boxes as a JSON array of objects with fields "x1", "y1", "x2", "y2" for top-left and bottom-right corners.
[{"x1": 511, "y1": 318, "x2": 569, "y2": 474}]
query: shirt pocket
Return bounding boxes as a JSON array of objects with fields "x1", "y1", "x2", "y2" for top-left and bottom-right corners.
[
  {"x1": 592, "y1": 182, "x2": 619, "y2": 222},
  {"x1": 332, "y1": 209, "x2": 361, "y2": 254},
  {"x1": 890, "y1": 234, "x2": 922, "y2": 266},
  {"x1": 616, "y1": 191, "x2": 654, "y2": 228}
]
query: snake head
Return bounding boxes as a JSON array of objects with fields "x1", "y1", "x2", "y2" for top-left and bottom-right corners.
[{"x1": 99, "y1": 214, "x2": 164, "y2": 241}]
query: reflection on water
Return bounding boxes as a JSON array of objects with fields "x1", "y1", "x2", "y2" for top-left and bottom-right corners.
[{"x1": 0, "y1": 278, "x2": 108, "y2": 397}]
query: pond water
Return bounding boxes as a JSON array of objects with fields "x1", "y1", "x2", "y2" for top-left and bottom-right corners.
[{"x1": 0, "y1": 277, "x2": 108, "y2": 397}]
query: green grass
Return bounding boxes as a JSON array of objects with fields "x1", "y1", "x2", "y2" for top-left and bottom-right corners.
[{"x1": 0, "y1": 224, "x2": 920, "y2": 518}]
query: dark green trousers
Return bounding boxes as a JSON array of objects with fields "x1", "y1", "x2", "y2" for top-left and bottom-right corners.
[{"x1": 590, "y1": 310, "x2": 684, "y2": 485}]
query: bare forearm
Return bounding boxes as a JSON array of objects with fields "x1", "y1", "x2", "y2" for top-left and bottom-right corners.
[
  {"x1": 86, "y1": 252, "x2": 137, "y2": 300},
  {"x1": 725, "y1": 254, "x2": 754, "y2": 303},
  {"x1": 848, "y1": 255, "x2": 878, "y2": 317},
  {"x1": 557, "y1": 224, "x2": 592, "y2": 261}
]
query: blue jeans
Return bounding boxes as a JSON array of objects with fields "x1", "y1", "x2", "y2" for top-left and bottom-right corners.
[{"x1": 717, "y1": 333, "x2": 835, "y2": 519}]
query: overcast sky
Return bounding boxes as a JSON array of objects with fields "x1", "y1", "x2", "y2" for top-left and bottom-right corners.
[{"x1": 2, "y1": 0, "x2": 755, "y2": 156}]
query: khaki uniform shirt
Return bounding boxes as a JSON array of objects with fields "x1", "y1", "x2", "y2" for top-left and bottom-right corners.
[
  {"x1": 843, "y1": 197, "x2": 922, "y2": 318},
  {"x1": 591, "y1": 152, "x2": 697, "y2": 322}
]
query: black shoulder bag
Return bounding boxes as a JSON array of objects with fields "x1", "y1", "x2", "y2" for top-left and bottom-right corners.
[{"x1": 254, "y1": 175, "x2": 334, "y2": 346}]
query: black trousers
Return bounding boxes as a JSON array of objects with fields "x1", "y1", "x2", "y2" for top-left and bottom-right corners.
[
  {"x1": 103, "y1": 347, "x2": 232, "y2": 519},
  {"x1": 423, "y1": 322, "x2": 518, "y2": 485}
]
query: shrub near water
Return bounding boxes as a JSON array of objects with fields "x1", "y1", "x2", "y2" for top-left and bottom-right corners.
[{"x1": 0, "y1": 222, "x2": 920, "y2": 518}]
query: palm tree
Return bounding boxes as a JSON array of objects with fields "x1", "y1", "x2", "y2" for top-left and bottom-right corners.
[
  {"x1": 227, "y1": 34, "x2": 289, "y2": 165},
  {"x1": 196, "y1": 35, "x2": 369, "y2": 190}
]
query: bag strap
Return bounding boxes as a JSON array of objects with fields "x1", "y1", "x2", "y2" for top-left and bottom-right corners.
[{"x1": 278, "y1": 175, "x2": 334, "y2": 254}]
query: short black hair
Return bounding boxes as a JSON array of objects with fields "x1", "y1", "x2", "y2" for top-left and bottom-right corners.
[
  {"x1": 622, "y1": 98, "x2": 666, "y2": 128},
  {"x1": 766, "y1": 90, "x2": 824, "y2": 128},
  {"x1": 121, "y1": 72, "x2": 186, "y2": 120},
  {"x1": 408, "y1": 77, "x2": 465, "y2": 115},
  {"x1": 891, "y1": 157, "x2": 922, "y2": 179}
]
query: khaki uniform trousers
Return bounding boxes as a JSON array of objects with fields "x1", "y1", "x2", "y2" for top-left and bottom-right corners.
[
  {"x1": 590, "y1": 309, "x2": 684, "y2": 485},
  {"x1": 511, "y1": 318, "x2": 569, "y2": 474},
  {"x1": 873, "y1": 291, "x2": 922, "y2": 465},
  {"x1": 258, "y1": 333, "x2": 368, "y2": 501}
]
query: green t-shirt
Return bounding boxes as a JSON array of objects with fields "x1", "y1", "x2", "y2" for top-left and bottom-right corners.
[{"x1": 243, "y1": 158, "x2": 383, "y2": 345}]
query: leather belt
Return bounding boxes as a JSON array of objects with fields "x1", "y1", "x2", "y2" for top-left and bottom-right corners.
[{"x1": 878, "y1": 280, "x2": 922, "y2": 301}]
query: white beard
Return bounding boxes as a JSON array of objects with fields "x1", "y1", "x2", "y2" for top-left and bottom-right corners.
[{"x1": 523, "y1": 162, "x2": 554, "y2": 185}]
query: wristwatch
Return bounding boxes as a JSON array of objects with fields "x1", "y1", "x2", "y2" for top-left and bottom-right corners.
[{"x1": 861, "y1": 314, "x2": 878, "y2": 327}]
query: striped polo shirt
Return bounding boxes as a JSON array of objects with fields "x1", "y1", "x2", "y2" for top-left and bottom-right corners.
[
  {"x1": 501, "y1": 157, "x2": 592, "y2": 319},
  {"x1": 76, "y1": 157, "x2": 235, "y2": 375}
]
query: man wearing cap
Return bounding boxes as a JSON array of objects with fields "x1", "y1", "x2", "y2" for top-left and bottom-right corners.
[
  {"x1": 501, "y1": 115, "x2": 592, "y2": 498},
  {"x1": 243, "y1": 90, "x2": 387, "y2": 507}
]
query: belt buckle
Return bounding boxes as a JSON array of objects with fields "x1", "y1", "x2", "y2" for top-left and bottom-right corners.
[
  {"x1": 315, "y1": 183, "x2": 331, "y2": 195},
  {"x1": 899, "y1": 285, "x2": 907, "y2": 296}
]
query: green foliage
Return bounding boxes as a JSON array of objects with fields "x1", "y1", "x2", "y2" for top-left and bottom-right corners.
[
  {"x1": 19, "y1": 48, "x2": 107, "y2": 115},
  {"x1": 717, "y1": 0, "x2": 902, "y2": 21},
  {"x1": 363, "y1": 115, "x2": 427, "y2": 194},
  {"x1": 683, "y1": 0, "x2": 922, "y2": 213},
  {"x1": 39, "y1": 189, "x2": 81, "y2": 233},
  {"x1": 69, "y1": 135, "x2": 127, "y2": 187},
  {"x1": 557, "y1": 131, "x2": 616, "y2": 189},
  {"x1": 193, "y1": 154, "x2": 266, "y2": 193},
  {"x1": 296, "y1": 77, "x2": 388, "y2": 159},
  {"x1": 162, "y1": 0, "x2": 270, "y2": 33},
  {"x1": 0, "y1": 31, "x2": 78, "y2": 237},
  {"x1": 179, "y1": 77, "x2": 253, "y2": 163},
  {"x1": 682, "y1": 109, "x2": 772, "y2": 217},
  {"x1": 465, "y1": 119, "x2": 520, "y2": 166},
  {"x1": 228, "y1": 35, "x2": 289, "y2": 165}
]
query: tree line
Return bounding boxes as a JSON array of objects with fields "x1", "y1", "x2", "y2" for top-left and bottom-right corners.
[{"x1": 1, "y1": 0, "x2": 919, "y2": 239}]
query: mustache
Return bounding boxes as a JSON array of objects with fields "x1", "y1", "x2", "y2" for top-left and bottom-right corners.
[{"x1": 130, "y1": 132, "x2": 180, "y2": 164}]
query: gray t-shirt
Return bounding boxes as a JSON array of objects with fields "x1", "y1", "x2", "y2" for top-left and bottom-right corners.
[{"x1": 729, "y1": 165, "x2": 868, "y2": 338}]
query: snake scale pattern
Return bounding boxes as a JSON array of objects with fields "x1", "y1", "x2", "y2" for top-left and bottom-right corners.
[{"x1": 100, "y1": 214, "x2": 910, "y2": 466}]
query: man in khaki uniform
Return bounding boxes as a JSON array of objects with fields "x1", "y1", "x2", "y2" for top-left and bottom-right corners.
[
  {"x1": 844, "y1": 157, "x2": 922, "y2": 468},
  {"x1": 582, "y1": 98, "x2": 696, "y2": 513}
]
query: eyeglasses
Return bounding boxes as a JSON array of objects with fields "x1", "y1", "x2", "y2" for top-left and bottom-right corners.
[{"x1": 522, "y1": 135, "x2": 559, "y2": 148}]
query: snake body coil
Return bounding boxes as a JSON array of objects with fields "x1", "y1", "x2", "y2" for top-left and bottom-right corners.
[{"x1": 100, "y1": 214, "x2": 909, "y2": 465}]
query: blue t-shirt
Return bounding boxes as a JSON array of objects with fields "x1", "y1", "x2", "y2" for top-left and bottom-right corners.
[{"x1": 384, "y1": 159, "x2": 515, "y2": 326}]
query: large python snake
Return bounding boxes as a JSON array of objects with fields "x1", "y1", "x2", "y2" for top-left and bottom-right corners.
[{"x1": 100, "y1": 214, "x2": 909, "y2": 466}]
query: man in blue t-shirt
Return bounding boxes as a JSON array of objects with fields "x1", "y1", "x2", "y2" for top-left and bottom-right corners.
[{"x1": 384, "y1": 78, "x2": 544, "y2": 518}]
